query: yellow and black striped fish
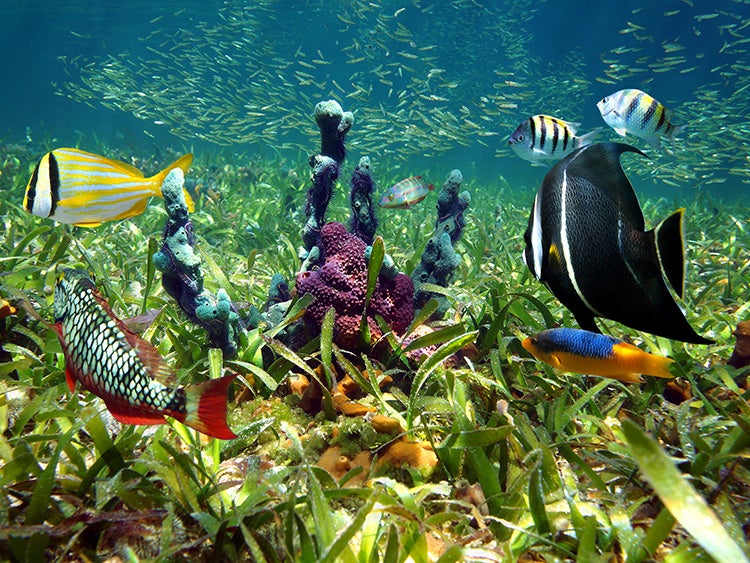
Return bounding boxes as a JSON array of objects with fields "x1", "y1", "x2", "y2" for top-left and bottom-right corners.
[
  {"x1": 508, "y1": 115, "x2": 599, "y2": 165},
  {"x1": 597, "y1": 89, "x2": 685, "y2": 149},
  {"x1": 24, "y1": 148, "x2": 195, "y2": 227},
  {"x1": 53, "y1": 269, "x2": 236, "y2": 439}
]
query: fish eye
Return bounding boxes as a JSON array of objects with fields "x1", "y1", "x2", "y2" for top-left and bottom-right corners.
[
  {"x1": 530, "y1": 337, "x2": 537, "y2": 345},
  {"x1": 518, "y1": 135, "x2": 524, "y2": 142}
]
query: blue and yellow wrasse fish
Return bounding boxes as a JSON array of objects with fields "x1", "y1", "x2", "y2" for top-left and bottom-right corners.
[
  {"x1": 53, "y1": 269, "x2": 236, "y2": 439},
  {"x1": 379, "y1": 176, "x2": 433, "y2": 208},
  {"x1": 522, "y1": 327, "x2": 674, "y2": 384},
  {"x1": 24, "y1": 148, "x2": 195, "y2": 227},
  {"x1": 597, "y1": 89, "x2": 685, "y2": 149}
]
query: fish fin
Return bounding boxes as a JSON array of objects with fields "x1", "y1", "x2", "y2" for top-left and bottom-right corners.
[
  {"x1": 90, "y1": 289, "x2": 178, "y2": 387},
  {"x1": 57, "y1": 192, "x2": 100, "y2": 208},
  {"x1": 574, "y1": 128, "x2": 601, "y2": 148},
  {"x1": 614, "y1": 127, "x2": 628, "y2": 137},
  {"x1": 614, "y1": 372, "x2": 645, "y2": 384},
  {"x1": 110, "y1": 198, "x2": 149, "y2": 222},
  {"x1": 107, "y1": 159, "x2": 145, "y2": 177},
  {"x1": 65, "y1": 366, "x2": 77, "y2": 392},
  {"x1": 651, "y1": 209, "x2": 685, "y2": 298},
  {"x1": 669, "y1": 124, "x2": 686, "y2": 142},
  {"x1": 72, "y1": 221, "x2": 104, "y2": 228},
  {"x1": 564, "y1": 142, "x2": 648, "y2": 231},
  {"x1": 151, "y1": 153, "x2": 195, "y2": 212},
  {"x1": 645, "y1": 135, "x2": 662, "y2": 149},
  {"x1": 106, "y1": 399, "x2": 168, "y2": 425},
  {"x1": 549, "y1": 354, "x2": 564, "y2": 369},
  {"x1": 177, "y1": 374, "x2": 237, "y2": 439}
]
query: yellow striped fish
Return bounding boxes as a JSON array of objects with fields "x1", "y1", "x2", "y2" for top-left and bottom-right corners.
[
  {"x1": 23, "y1": 148, "x2": 195, "y2": 227},
  {"x1": 597, "y1": 89, "x2": 685, "y2": 149}
]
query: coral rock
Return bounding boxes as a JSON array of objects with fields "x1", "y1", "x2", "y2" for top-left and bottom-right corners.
[{"x1": 296, "y1": 222, "x2": 414, "y2": 351}]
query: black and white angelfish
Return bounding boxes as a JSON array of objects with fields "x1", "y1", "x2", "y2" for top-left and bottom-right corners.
[
  {"x1": 508, "y1": 115, "x2": 600, "y2": 166},
  {"x1": 522, "y1": 142, "x2": 711, "y2": 344}
]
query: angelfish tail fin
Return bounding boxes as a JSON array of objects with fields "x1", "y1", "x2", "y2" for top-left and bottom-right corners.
[
  {"x1": 152, "y1": 153, "x2": 195, "y2": 212},
  {"x1": 652, "y1": 208, "x2": 685, "y2": 298},
  {"x1": 179, "y1": 373, "x2": 237, "y2": 439}
]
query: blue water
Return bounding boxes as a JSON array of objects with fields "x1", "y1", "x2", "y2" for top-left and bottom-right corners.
[{"x1": 1, "y1": 0, "x2": 748, "y2": 199}]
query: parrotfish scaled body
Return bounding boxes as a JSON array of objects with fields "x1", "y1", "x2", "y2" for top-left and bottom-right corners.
[
  {"x1": 509, "y1": 115, "x2": 599, "y2": 165},
  {"x1": 523, "y1": 142, "x2": 711, "y2": 344},
  {"x1": 596, "y1": 89, "x2": 685, "y2": 149},
  {"x1": 53, "y1": 269, "x2": 236, "y2": 439},
  {"x1": 522, "y1": 328, "x2": 674, "y2": 384},
  {"x1": 379, "y1": 176, "x2": 433, "y2": 208},
  {"x1": 24, "y1": 148, "x2": 195, "y2": 227}
]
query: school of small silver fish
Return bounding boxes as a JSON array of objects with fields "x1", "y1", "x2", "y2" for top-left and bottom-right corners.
[{"x1": 56, "y1": 1, "x2": 750, "y2": 190}]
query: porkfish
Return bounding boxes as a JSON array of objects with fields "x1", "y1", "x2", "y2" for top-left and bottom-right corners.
[
  {"x1": 522, "y1": 328, "x2": 674, "y2": 384},
  {"x1": 24, "y1": 148, "x2": 195, "y2": 227}
]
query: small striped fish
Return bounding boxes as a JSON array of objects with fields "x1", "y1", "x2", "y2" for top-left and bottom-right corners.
[
  {"x1": 522, "y1": 328, "x2": 674, "y2": 384},
  {"x1": 53, "y1": 269, "x2": 236, "y2": 439},
  {"x1": 597, "y1": 89, "x2": 685, "y2": 149},
  {"x1": 379, "y1": 176, "x2": 433, "y2": 208},
  {"x1": 24, "y1": 148, "x2": 195, "y2": 227},
  {"x1": 508, "y1": 115, "x2": 599, "y2": 165}
]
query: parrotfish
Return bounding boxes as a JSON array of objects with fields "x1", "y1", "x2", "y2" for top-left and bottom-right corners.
[
  {"x1": 53, "y1": 269, "x2": 236, "y2": 439},
  {"x1": 597, "y1": 89, "x2": 685, "y2": 149},
  {"x1": 523, "y1": 142, "x2": 711, "y2": 344},
  {"x1": 522, "y1": 328, "x2": 674, "y2": 384},
  {"x1": 509, "y1": 115, "x2": 599, "y2": 165},
  {"x1": 379, "y1": 176, "x2": 433, "y2": 208},
  {"x1": 24, "y1": 148, "x2": 195, "y2": 227}
]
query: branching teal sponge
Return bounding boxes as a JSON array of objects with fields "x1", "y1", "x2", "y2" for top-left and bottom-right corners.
[
  {"x1": 349, "y1": 156, "x2": 378, "y2": 245},
  {"x1": 411, "y1": 169, "x2": 470, "y2": 318},
  {"x1": 153, "y1": 168, "x2": 244, "y2": 357},
  {"x1": 300, "y1": 100, "x2": 354, "y2": 264}
]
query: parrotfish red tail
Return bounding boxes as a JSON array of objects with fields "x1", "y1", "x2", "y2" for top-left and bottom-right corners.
[
  {"x1": 177, "y1": 373, "x2": 237, "y2": 439},
  {"x1": 651, "y1": 208, "x2": 685, "y2": 298},
  {"x1": 152, "y1": 153, "x2": 195, "y2": 212}
]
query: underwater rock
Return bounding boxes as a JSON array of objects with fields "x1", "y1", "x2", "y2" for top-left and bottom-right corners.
[
  {"x1": 314, "y1": 99, "x2": 354, "y2": 165},
  {"x1": 295, "y1": 221, "x2": 414, "y2": 351},
  {"x1": 301, "y1": 155, "x2": 339, "y2": 259},
  {"x1": 349, "y1": 156, "x2": 378, "y2": 245},
  {"x1": 411, "y1": 169, "x2": 470, "y2": 318},
  {"x1": 153, "y1": 168, "x2": 244, "y2": 357},
  {"x1": 728, "y1": 320, "x2": 750, "y2": 370}
]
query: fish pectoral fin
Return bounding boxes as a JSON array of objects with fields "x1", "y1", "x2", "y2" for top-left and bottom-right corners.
[
  {"x1": 57, "y1": 192, "x2": 100, "y2": 208},
  {"x1": 72, "y1": 221, "x2": 103, "y2": 228},
  {"x1": 614, "y1": 127, "x2": 628, "y2": 137},
  {"x1": 65, "y1": 366, "x2": 77, "y2": 392},
  {"x1": 549, "y1": 354, "x2": 564, "y2": 369}
]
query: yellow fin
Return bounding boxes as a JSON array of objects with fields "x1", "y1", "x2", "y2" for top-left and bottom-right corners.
[
  {"x1": 57, "y1": 192, "x2": 100, "y2": 208},
  {"x1": 151, "y1": 153, "x2": 195, "y2": 212},
  {"x1": 106, "y1": 158, "x2": 145, "y2": 177},
  {"x1": 72, "y1": 221, "x2": 104, "y2": 228}
]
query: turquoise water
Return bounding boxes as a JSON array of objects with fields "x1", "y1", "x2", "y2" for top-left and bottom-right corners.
[{"x1": 1, "y1": 0, "x2": 748, "y2": 199}]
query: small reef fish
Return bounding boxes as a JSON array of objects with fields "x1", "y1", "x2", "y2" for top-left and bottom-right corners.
[
  {"x1": 523, "y1": 142, "x2": 711, "y2": 344},
  {"x1": 24, "y1": 148, "x2": 195, "y2": 227},
  {"x1": 596, "y1": 89, "x2": 685, "y2": 149},
  {"x1": 522, "y1": 328, "x2": 674, "y2": 384},
  {"x1": 379, "y1": 176, "x2": 433, "y2": 208},
  {"x1": 508, "y1": 115, "x2": 599, "y2": 165},
  {"x1": 53, "y1": 269, "x2": 236, "y2": 439}
]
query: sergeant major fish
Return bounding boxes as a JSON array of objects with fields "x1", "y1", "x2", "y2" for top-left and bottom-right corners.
[
  {"x1": 24, "y1": 148, "x2": 195, "y2": 227},
  {"x1": 523, "y1": 142, "x2": 711, "y2": 344},
  {"x1": 53, "y1": 269, "x2": 236, "y2": 439},
  {"x1": 597, "y1": 89, "x2": 685, "y2": 149},
  {"x1": 508, "y1": 115, "x2": 600, "y2": 165},
  {"x1": 379, "y1": 176, "x2": 433, "y2": 208},
  {"x1": 522, "y1": 327, "x2": 674, "y2": 384}
]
